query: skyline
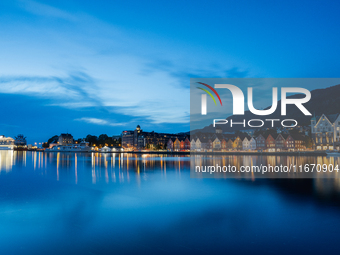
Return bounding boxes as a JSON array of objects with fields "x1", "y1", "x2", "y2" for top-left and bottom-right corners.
[{"x1": 1, "y1": 0, "x2": 340, "y2": 143}]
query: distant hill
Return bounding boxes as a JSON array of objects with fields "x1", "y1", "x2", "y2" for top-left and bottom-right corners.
[{"x1": 199, "y1": 83, "x2": 340, "y2": 133}]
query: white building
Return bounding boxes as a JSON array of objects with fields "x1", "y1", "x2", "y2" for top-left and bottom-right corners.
[
  {"x1": 311, "y1": 114, "x2": 340, "y2": 150},
  {"x1": 190, "y1": 139, "x2": 196, "y2": 151},
  {"x1": 242, "y1": 137, "x2": 250, "y2": 151},
  {"x1": 212, "y1": 137, "x2": 221, "y2": 150},
  {"x1": 249, "y1": 137, "x2": 257, "y2": 150},
  {"x1": 194, "y1": 138, "x2": 202, "y2": 151}
]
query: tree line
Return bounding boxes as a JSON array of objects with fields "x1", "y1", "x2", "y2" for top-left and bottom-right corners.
[{"x1": 43, "y1": 134, "x2": 121, "y2": 148}]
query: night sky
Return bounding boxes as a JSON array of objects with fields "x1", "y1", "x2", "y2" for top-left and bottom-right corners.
[{"x1": 1, "y1": 0, "x2": 340, "y2": 143}]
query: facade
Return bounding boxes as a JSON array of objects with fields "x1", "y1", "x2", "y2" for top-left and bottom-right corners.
[
  {"x1": 227, "y1": 139, "x2": 234, "y2": 150},
  {"x1": 122, "y1": 125, "x2": 187, "y2": 150},
  {"x1": 199, "y1": 137, "x2": 210, "y2": 151},
  {"x1": 242, "y1": 137, "x2": 250, "y2": 151},
  {"x1": 255, "y1": 134, "x2": 266, "y2": 150},
  {"x1": 122, "y1": 130, "x2": 134, "y2": 149},
  {"x1": 58, "y1": 133, "x2": 73, "y2": 146},
  {"x1": 284, "y1": 135, "x2": 295, "y2": 151},
  {"x1": 190, "y1": 139, "x2": 196, "y2": 151},
  {"x1": 291, "y1": 134, "x2": 305, "y2": 151},
  {"x1": 134, "y1": 125, "x2": 145, "y2": 149},
  {"x1": 275, "y1": 134, "x2": 285, "y2": 151},
  {"x1": 233, "y1": 137, "x2": 242, "y2": 150},
  {"x1": 249, "y1": 137, "x2": 256, "y2": 150},
  {"x1": 212, "y1": 137, "x2": 221, "y2": 150},
  {"x1": 189, "y1": 131, "x2": 307, "y2": 152},
  {"x1": 167, "y1": 138, "x2": 175, "y2": 151},
  {"x1": 174, "y1": 138, "x2": 181, "y2": 151},
  {"x1": 221, "y1": 139, "x2": 227, "y2": 150},
  {"x1": 311, "y1": 114, "x2": 340, "y2": 150},
  {"x1": 195, "y1": 138, "x2": 202, "y2": 151},
  {"x1": 265, "y1": 134, "x2": 276, "y2": 152},
  {"x1": 183, "y1": 138, "x2": 190, "y2": 150}
]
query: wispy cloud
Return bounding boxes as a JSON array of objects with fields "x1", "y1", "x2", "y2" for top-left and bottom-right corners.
[
  {"x1": 16, "y1": 0, "x2": 76, "y2": 21},
  {"x1": 0, "y1": 72, "x2": 102, "y2": 108},
  {"x1": 75, "y1": 117, "x2": 127, "y2": 127},
  {"x1": 0, "y1": 1, "x2": 250, "y2": 127}
]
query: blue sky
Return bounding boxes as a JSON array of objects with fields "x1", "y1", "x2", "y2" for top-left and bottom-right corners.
[{"x1": 1, "y1": 0, "x2": 340, "y2": 143}]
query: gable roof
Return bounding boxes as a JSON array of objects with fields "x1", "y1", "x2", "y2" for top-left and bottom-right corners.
[
  {"x1": 256, "y1": 134, "x2": 265, "y2": 140},
  {"x1": 315, "y1": 113, "x2": 340, "y2": 125}
]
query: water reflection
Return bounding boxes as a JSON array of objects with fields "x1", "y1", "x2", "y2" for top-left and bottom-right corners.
[
  {"x1": 0, "y1": 150, "x2": 15, "y2": 172},
  {"x1": 1, "y1": 151, "x2": 340, "y2": 254},
  {"x1": 0, "y1": 151, "x2": 190, "y2": 183},
  {"x1": 2, "y1": 151, "x2": 340, "y2": 197}
]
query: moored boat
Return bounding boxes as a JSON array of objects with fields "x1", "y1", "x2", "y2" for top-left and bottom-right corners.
[
  {"x1": 45, "y1": 139, "x2": 93, "y2": 152},
  {"x1": 0, "y1": 135, "x2": 15, "y2": 150}
]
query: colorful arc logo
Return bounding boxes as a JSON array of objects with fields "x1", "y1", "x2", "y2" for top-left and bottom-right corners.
[{"x1": 197, "y1": 82, "x2": 222, "y2": 115}]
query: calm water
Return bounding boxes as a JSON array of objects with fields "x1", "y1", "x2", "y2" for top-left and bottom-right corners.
[{"x1": 1, "y1": 151, "x2": 340, "y2": 255}]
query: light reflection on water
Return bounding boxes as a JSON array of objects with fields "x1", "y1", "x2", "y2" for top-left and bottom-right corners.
[
  {"x1": 2, "y1": 151, "x2": 340, "y2": 195},
  {"x1": 1, "y1": 151, "x2": 340, "y2": 254}
]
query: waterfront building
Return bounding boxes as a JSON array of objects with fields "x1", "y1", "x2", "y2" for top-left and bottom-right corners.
[
  {"x1": 58, "y1": 133, "x2": 73, "y2": 146},
  {"x1": 311, "y1": 114, "x2": 340, "y2": 150},
  {"x1": 275, "y1": 134, "x2": 285, "y2": 152},
  {"x1": 195, "y1": 138, "x2": 202, "y2": 151},
  {"x1": 134, "y1": 125, "x2": 145, "y2": 149},
  {"x1": 174, "y1": 138, "x2": 181, "y2": 151},
  {"x1": 249, "y1": 137, "x2": 256, "y2": 150},
  {"x1": 242, "y1": 136, "x2": 250, "y2": 151},
  {"x1": 123, "y1": 125, "x2": 187, "y2": 150},
  {"x1": 255, "y1": 134, "x2": 266, "y2": 150},
  {"x1": 190, "y1": 138, "x2": 196, "y2": 151},
  {"x1": 199, "y1": 137, "x2": 209, "y2": 151},
  {"x1": 167, "y1": 138, "x2": 175, "y2": 151},
  {"x1": 265, "y1": 134, "x2": 276, "y2": 152},
  {"x1": 183, "y1": 138, "x2": 190, "y2": 150},
  {"x1": 290, "y1": 134, "x2": 305, "y2": 151},
  {"x1": 122, "y1": 130, "x2": 134, "y2": 149},
  {"x1": 189, "y1": 130, "x2": 306, "y2": 152},
  {"x1": 284, "y1": 134, "x2": 295, "y2": 151},
  {"x1": 212, "y1": 134, "x2": 223, "y2": 150},
  {"x1": 233, "y1": 137, "x2": 242, "y2": 150},
  {"x1": 227, "y1": 139, "x2": 234, "y2": 150},
  {"x1": 221, "y1": 139, "x2": 227, "y2": 150},
  {"x1": 208, "y1": 139, "x2": 213, "y2": 151},
  {"x1": 180, "y1": 140, "x2": 185, "y2": 150}
]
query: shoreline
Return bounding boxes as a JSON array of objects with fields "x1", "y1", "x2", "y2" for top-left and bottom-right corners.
[
  {"x1": 128, "y1": 151, "x2": 328, "y2": 156},
  {"x1": 28, "y1": 149, "x2": 328, "y2": 156}
]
